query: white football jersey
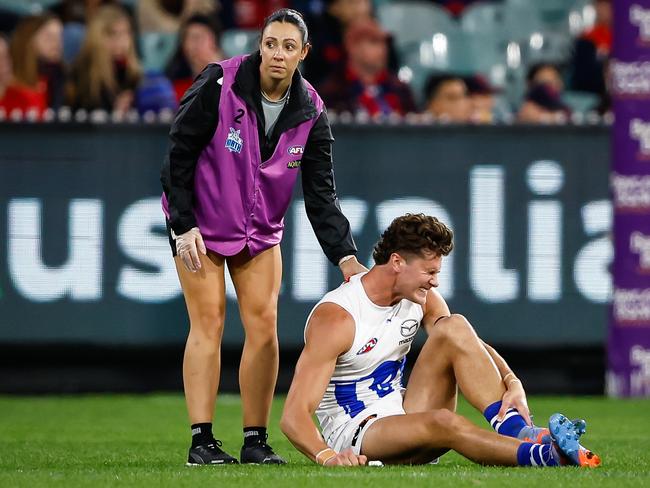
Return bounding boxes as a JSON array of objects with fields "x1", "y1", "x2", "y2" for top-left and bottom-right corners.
[{"x1": 306, "y1": 273, "x2": 424, "y2": 441}]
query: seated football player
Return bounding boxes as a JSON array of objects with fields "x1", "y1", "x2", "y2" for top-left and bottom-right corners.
[{"x1": 281, "y1": 213, "x2": 601, "y2": 468}]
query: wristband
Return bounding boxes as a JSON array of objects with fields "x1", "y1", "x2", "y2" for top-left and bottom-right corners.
[
  {"x1": 338, "y1": 255, "x2": 355, "y2": 266},
  {"x1": 502, "y1": 372, "x2": 516, "y2": 383},
  {"x1": 315, "y1": 447, "x2": 336, "y2": 465}
]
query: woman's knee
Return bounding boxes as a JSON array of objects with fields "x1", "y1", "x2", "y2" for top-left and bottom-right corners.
[
  {"x1": 187, "y1": 305, "x2": 226, "y2": 343},
  {"x1": 241, "y1": 302, "x2": 278, "y2": 333}
]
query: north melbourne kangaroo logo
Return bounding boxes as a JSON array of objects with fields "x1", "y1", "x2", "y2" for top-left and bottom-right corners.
[
  {"x1": 630, "y1": 5, "x2": 650, "y2": 43},
  {"x1": 225, "y1": 127, "x2": 243, "y2": 153},
  {"x1": 630, "y1": 119, "x2": 650, "y2": 157}
]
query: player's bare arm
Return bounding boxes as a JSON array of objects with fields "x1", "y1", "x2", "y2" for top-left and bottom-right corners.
[
  {"x1": 420, "y1": 288, "x2": 451, "y2": 335},
  {"x1": 280, "y1": 303, "x2": 368, "y2": 466}
]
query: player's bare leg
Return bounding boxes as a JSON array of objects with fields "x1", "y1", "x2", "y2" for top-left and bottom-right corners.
[
  {"x1": 175, "y1": 252, "x2": 227, "y2": 425},
  {"x1": 361, "y1": 408, "x2": 522, "y2": 465},
  {"x1": 403, "y1": 314, "x2": 505, "y2": 414}
]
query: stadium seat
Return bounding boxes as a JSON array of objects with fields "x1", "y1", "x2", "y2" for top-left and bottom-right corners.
[
  {"x1": 399, "y1": 30, "x2": 507, "y2": 105},
  {"x1": 377, "y1": 1, "x2": 457, "y2": 52},
  {"x1": 524, "y1": 30, "x2": 573, "y2": 65},
  {"x1": 501, "y1": 5, "x2": 545, "y2": 44},
  {"x1": 221, "y1": 29, "x2": 260, "y2": 58},
  {"x1": 139, "y1": 32, "x2": 178, "y2": 73},
  {"x1": 460, "y1": 2, "x2": 504, "y2": 35},
  {"x1": 568, "y1": 0, "x2": 597, "y2": 36},
  {"x1": 562, "y1": 90, "x2": 600, "y2": 114},
  {"x1": 0, "y1": 0, "x2": 51, "y2": 15}
]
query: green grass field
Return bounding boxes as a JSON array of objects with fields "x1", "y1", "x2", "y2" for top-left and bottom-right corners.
[{"x1": 1, "y1": 394, "x2": 648, "y2": 487}]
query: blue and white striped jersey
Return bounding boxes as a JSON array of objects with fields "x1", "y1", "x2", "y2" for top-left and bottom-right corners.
[{"x1": 306, "y1": 273, "x2": 424, "y2": 441}]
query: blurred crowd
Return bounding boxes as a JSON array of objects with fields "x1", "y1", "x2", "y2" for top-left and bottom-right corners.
[{"x1": 0, "y1": 0, "x2": 612, "y2": 123}]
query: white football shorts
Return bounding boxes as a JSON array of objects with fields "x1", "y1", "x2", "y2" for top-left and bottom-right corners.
[{"x1": 325, "y1": 390, "x2": 406, "y2": 455}]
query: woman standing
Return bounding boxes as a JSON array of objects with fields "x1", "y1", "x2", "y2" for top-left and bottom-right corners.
[{"x1": 161, "y1": 8, "x2": 365, "y2": 465}]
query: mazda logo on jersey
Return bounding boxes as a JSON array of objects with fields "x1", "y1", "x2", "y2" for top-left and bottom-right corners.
[
  {"x1": 400, "y1": 319, "x2": 419, "y2": 337},
  {"x1": 356, "y1": 338, "x2": 378, "y2": 355}
]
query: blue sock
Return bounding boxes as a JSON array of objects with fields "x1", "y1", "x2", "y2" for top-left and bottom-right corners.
[
  {"x1": 483, "y1": 401, "x2": 527, "y2": 438},
  {"x1": 516, "y1": 442, "x2": 559, "y2": 467}
]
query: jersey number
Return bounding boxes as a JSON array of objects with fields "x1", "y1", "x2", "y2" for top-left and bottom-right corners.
[{"x1": 234, "y1": 109, "x2": 244, "y2": 124}]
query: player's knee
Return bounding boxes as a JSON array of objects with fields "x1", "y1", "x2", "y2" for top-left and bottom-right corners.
[
  {"x1": 425, "y1": 409, "x2": 456, "y2": 434},
  {"x1": 435, "y1": 314, "x2": 478, "y2": 350},
  {"x1": 425, "y1": 409, "x2": 468, "y2": 442}
]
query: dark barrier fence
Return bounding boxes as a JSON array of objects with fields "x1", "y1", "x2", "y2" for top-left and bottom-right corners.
[{"x1": 0, "y1": 122, "x2": 611, "y2": 392}]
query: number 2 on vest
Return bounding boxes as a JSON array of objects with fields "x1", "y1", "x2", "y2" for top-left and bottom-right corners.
[{"x1": 234, "y1": 109, "x2": 244, "y2": 124}]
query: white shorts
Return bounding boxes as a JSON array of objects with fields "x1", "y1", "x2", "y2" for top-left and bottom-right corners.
[{"x1": 326, "y1": 391, "x2": 406, "y2": 455}]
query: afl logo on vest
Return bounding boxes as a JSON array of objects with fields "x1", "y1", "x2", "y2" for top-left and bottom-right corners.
[
  {"x1": 225, "y1": 127, "x2": 243, "y2": 153},
  {"x1": 287, "y1": 145, "x2": 304, "y2": 155},
  {"x1": 356, "y1": 338, "x2": 378, "y2": 355}
]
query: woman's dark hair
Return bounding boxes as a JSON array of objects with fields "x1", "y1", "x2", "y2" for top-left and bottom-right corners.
[
  {"x1": 261, "y1": 8, "x2": 309, "y2": 46},
  {"x1": 373, "y1": 214, "x2": 454, "y2": 265},
  {"x1": 165, "y1": 13, "x2": 222, "y2": 79},
  {"x1": 526, "y1": 62, "x2": 560, "y2": 84}
]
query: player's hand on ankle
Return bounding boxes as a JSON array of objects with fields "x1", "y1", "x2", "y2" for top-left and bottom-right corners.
[
  {"x1": 498, "y1": 383, "x2": 532, "y2": 426},
  {"x1": 174, "y1": 227, "x2": 207, "y2": 273},
  {"x1": 324, "y1": 448, "x2": 367, "y2": 467}
]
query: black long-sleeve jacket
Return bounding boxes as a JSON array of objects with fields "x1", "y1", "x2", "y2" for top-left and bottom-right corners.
[{"x1": 160, "y1": 52, "x2": 357, "y2": 265}]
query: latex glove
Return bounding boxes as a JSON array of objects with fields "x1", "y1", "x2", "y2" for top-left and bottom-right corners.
[{"x1": 174, "y1": 227, "x2": 206, "y2": 272}]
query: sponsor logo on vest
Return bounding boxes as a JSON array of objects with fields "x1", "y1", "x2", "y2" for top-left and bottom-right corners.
[
  {"x1": 288, "y1": 145, "x2": 304, "y2": 155},
  {"x1": 287, "y1": 160, "x2": 301, "y2": 168},
  {"x1": 400, "y1": 319, "x2": 419, "y2": 337},
  {"x1": 356, "y1": 338, "x2": 378, "y2": 355},
  {"x1": 225, "y1": 127, "x2": 243, "y2": 153},
  {"x1": 399, "y1": 336, "x2": 415, "y2": 346}
]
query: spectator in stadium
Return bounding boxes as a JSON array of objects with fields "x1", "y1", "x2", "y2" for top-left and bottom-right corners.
[
  {"x1": 281, "y1": 213, "x2": 601, "y2": 468},
  {"x1": 51, "y1": 0, "x2": 137, "y2": 63},
  {"x1": 165, "y1": 14, "x2": 224, "y2": 103},
  {"x1": 0, "y1": 34, "x2": 46, "y2": 118},
  {"x1": 160, "y1": 8, "x2": 365, "y2": 466},
  {"x1": 137, "y1": 0, "x2": 218, "y2": 33},
  {"x1": 517, "y1": 63, "x2": 570, "y2": 124},
  {"x1": 303, "y1": 0, "x2": 374, "y2": 87},
  {"x1": 226, "y1": 0, "x2": 289, "y2": 29},
  {"x1": 569, "y1": 0, "x2": 611, "y2": 102},
  {"x1": 318, "y1": 18, "x2": 415, "y2": 117},
  {"x1": 430, "y1": 0, "x2": 479, "y2": 17},
  {"x1": 465, "y1": 74, "x2": 497, "y2": 124},
  {"x1": 9, "y1": 13, "x2": 66, "y2": 112},
  {"x1": 423, "y1": 74, "x2": 471, "y2": 122},
  {"x1": 68, "y1": 4, "x2": 142, "y2": 115}
]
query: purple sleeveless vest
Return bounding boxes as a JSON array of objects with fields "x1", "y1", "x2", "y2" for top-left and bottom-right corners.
[{"x1": 163, "y1": 55, "x2": 324, "y2": 257}]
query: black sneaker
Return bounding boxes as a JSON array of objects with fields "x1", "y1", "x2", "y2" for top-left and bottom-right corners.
[
  {"x1": 240, "y1": 435, "x2": 286, "y2": 464},
  {"x1": 186, "y1": 440, "x2": 239, "y2": 466}
]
